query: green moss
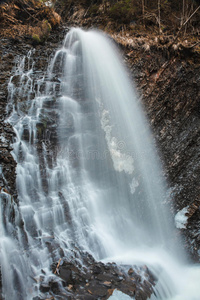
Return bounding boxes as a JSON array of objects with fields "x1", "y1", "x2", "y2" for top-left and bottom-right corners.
[
  {"x1": 32, "y1": 34, "x2": 41, "y2": 44},
  {"x1": 44, "y1": 19, "x2": 52, "y2": 32}
]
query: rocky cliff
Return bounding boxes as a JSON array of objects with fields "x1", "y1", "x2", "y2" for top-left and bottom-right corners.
[
  {"x1": 0, "y1": 2, "x2": 200, "y2": 264},
  {"x1": 122, "y1": 35, "x2": 200, "y2": 261}
]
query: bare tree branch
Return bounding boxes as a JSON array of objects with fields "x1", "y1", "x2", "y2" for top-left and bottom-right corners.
[{"x1": 171, "y1": 5, "x2": 200, "y2": 44}]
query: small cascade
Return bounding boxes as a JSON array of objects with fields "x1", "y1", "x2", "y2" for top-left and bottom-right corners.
[{"x1": 1, "y1": 28, "x2": 199, "y2": 299}]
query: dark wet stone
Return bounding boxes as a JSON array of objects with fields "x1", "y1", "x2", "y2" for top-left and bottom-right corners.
[
  {"x1": 11, "y1": 75, "x2": 21, "y2": 86},
  {"x1": 75, "y1": 295, "x2": 96, "y2": 300},
  {"x1": 59, "y1": 267, "x2": 73, "y2": 283},
  {"x1": 21, "y1": 127, "x2": 30, "y2": 141},
  {"x1": 96, "y1": 273, "x2": 114, "y2": 282},
  {"x1": 102, "y1": 281, "x2": 112, "y2": 288},
  {"x1": 49, "y1": 280, "x2": 60, "y2": 294},
  {"x1": 45, "y1": 250, "x2": 156, "y2": 299},
  {"x1": 87, "y1": 281, "x2": 107, "y2": 297},
  {"x1": 116, "y1": 275, "x2": 124, "y2": 282},
  {"x1": 128, "y1": 267, "x2": 134, "y2": 275},
  {"x1": 135, "y1": 289, "x2": 148, "y2": 300},
  {"x1": 91, "y1": 265, "x2": 102, "y2": 275},
  {"x1": 39, "y1": 284, "x2": 50, "y2": 293}
]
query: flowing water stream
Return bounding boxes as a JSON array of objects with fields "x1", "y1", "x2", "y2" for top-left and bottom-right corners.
[{"x1": 1, "y1": 28, "x2": 200, "y2": 299}]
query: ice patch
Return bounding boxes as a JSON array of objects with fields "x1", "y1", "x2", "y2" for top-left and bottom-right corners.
[
  {"x1": 175, "y1": 206, "x2": 189, "y2": 229},
  {"x1": 0, "y1": 135, "x2": 6, "y2": 143},
  {"x1": 101, "y1": 109, "x2": 134, "y2": 174},
  {"x1": 108, "y1": 289, "x2": 133, "y2": 299},
  {"x1": 130, "y1": 177, "x2": 139, "y2": 194}
]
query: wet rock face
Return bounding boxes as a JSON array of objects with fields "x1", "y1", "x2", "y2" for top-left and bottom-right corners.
[
  {"x1": 0, "y1": 41, "x2": 18, "y2": 197},
  {"x1": 2, "y1": 32, "x2": 200, "y2": 262},
  {"x1": 124, "y1": 39, "x2": 200, "y2": 261},
  {"x1": 36, "y1": 251, "x2": 156, "y2": 299},
  {"x1": 0, "y1": 28, "x2": 66, "y2": 198},
  {"x1": 0, "y1": 29, "x2": 67, "y2": 298}
]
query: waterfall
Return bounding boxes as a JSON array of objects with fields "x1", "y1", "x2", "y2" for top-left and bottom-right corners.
[{"x1": 1, "y1": 27, "x2": 199, "y2": 299}]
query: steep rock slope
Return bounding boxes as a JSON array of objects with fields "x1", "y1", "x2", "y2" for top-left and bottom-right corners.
[
  {"x1": 0, "y1": 23, "x2": 199, "y2": 262},
  {"x1": 121, "y1": 35, "x2": 200, "y2": 261}
]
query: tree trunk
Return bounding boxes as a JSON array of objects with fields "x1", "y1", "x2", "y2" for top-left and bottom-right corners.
[
  {"x1": 181, "y1": 0, "x2": 185, "y2": 26},
  {"x1": 142, "y1": 0, "x2": 145, "y2": 25}
]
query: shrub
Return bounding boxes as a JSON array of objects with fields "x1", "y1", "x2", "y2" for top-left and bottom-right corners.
[{"x1": 108, "y1": 0, "x2": 136, "y2": 24}]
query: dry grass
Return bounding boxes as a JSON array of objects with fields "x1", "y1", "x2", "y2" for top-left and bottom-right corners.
[{"x1": 0, "y1": 0, "x2": 61, "y2": 39}]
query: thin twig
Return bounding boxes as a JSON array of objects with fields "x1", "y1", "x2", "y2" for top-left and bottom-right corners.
[
  {"x1": 20, "y1": 0, "x2": 42, "y2": 23},
  {"x1": 189, "y1": 41, "x2": 200, "y2": 49},
  {"x1": 84, "y1": 3, "x2": 93, "y2": 17},
  {"x1": 171, "y1": 5, "x2": 200, "y2": 45},
  {"x1": 54, "y1": 258, "x2": 62, "y2": 274}
]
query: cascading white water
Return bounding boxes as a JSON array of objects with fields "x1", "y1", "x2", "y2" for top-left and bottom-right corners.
[{"x1": 1, "y1": 28, "x2": 200, "y2": 299}]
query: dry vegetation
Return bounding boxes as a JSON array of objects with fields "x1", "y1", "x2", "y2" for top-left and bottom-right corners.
[
  {"x1": 0, "y1": 0, "x2": 199, "y2": 44},
  {"x1": 52, "y1": 0, "x2": 200, "y2": 56},
  {"x1": 0, "y1": 0, "x2": 61, "y2": 41},
  {"x1": 55, "y1": 0, "x2": 200, "y2": 40}
]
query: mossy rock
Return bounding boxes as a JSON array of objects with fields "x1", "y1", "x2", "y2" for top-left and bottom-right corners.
[{"x1": 32, "y1": 34, "x2": 42, "y2": 45}]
